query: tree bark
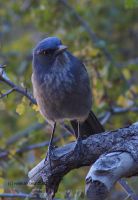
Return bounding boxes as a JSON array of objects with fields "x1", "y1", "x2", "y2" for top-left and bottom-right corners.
[{"x1": 28, "y1": 122, "x2": 138, "y2": 200}]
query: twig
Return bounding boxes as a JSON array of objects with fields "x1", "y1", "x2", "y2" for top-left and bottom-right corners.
[
  {"x1": 112, "y1": 106, "x2": 138, "y2": 114},
  {"x1": 6, "y1": 122, "x2": 45, "y2": 146},
  {"x1": 1, "y1": 65, "x2": 137, "y2": 120},
  {"x1": 101, "y1": 111, "x2": 112, "y2": 125},
  {"x1": 0, "y1": 193, "x2": 38, "y2": 199},
  {"x1": 1, "y1": 65, "x2": 138, "y2": 129},
  {"x1": 1, "y1": 76, "x2": 36, "y2": 104},
  {"x1": 0, "y1": 88, "x2": 15, "y2": 99},
  {"x1": 119, "y1": 179, "x2": 138, "y2": 200},
  {"x1": 100, "y1": 106, "x2": 138, "y2": 125},
  {"x1": 0, "y1": 130, "x2": 69, "y2": 160},
  {"x1": 16, "y1": 132, "x2": 68, "y2": 154},
  {"x1": 117, "y1": 57, "x2": 138, "y2": 68},
  {"x1": 0, "y1": 64, "x2": 36, "y2": 104},
  {"x1": 0, "y1": 66, "x2": 76, "y2": 138}
]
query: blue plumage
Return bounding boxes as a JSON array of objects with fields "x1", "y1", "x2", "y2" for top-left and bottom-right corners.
[
  {"x1": 34, "y1": 37, "x2": 62, "y2": 53},
  {"x1": 31, "y1": 37, "x2": 104, "y2": 161}
]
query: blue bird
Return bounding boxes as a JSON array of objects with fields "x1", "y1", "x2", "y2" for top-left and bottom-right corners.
[{"x1": 32, "y1": 36, "x2": 104, "y2": 163}]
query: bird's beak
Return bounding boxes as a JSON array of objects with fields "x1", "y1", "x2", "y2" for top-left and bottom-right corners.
[{"x1": 55, "y1": 45, "x2": 68, "y2": 56}]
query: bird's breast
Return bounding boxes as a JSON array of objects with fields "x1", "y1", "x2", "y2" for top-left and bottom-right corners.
[{"x1": 32, "y1": 64, "x2": 91, "y2": 122}]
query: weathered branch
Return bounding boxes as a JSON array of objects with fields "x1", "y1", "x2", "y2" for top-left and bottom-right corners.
[
  {"x1": 85, "y1": 152, "x2": 138, "y2": 200},
  {"x1": 28, "y1": 122, "x2": 138, "y2": 199}
]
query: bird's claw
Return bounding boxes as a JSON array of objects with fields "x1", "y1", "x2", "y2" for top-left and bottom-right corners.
[
  {"x1": 44, "y1": 145, "x2": 58, "y2": 167},
  {"x1": 73, "y1": 137, "x2": 84, "y2": 160}
]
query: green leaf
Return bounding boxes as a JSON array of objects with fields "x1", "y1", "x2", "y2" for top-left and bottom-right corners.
[{"x1": 125, "y1": 0, "x2": 138, "y2": 8}]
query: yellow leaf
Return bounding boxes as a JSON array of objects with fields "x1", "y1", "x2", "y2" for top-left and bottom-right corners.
[
  {"x1": 68, "y1": 135, "x2": 75, "y2": 142},
  {"x1": 89, "y1": 48, "x2": 99, "y2": 57},
  {"x1": 74, "y1": 47, "x2": 99, "y2": 57},
  {"x1": 0, "y1": 177, "x2": 4, "y2": 185},
  {"x1": 32, "y1": 105, "x2": 39, "y2": 112},
  {"x1": 117, "y1": 95, "x2": 127, "y2": 107},
  {"x1": 117, "y1": 95, "x2": 133, "y2": 107},
  {"x1": 0, "y1": 177, "x2": 4, "y2": 193},
  {"x1": 9, "y1": 149, "x2": 17, "y2": 156},
  {"x1": 122, "y1": 69, "x2": 131, "y2": 80},
  {"x1": 130, "y1": 85, "x2": 138, "y2": 93},
  {"x1": 22, "y1": 96, "x2": 27, "y2": 103},
  {"x1": 16, "y1": 103, "x2": 25, "y2": 115},
  {"x1": 0, "y1": 187, "x2": 4, "y2": 193}
]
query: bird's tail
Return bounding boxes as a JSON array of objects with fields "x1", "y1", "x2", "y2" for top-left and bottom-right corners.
[{"x1": 70, "y1": 110, "x2": 104, "y2": 139}]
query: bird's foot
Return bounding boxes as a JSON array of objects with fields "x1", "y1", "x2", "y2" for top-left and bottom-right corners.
[
  {"x1": 44, "y1": 145, "x2": 58, "y2": 168},
  {"x1": 73, "y1": 137, "x2": 84, "y2": 160}
]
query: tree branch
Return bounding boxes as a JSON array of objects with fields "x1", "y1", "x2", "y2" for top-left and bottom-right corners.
[
  {"x1": 0, "y1": 193, "x2": 42, "y2": 199},
  {"x1": 0, "y1": 192, "x2": 61, "y2": 199},
  {"x1": 101, "y1": 106, "x2": 138, "y2": 125},
  {"x1": 28, "y1": 122, "x2": 138, "y2": 199},
  {"x1": 0, "y1": 88, "x2": 15, "y2": 99},
  {"x1": 0, "y1": 64, "x2": 36, "y2": 104},
  {"x1": 117, "y1": 57, "x2": 138, "y2": 68},
  {"x1": 6, "y1": 122, "x2": 45, "y2": 146},
  {"x1": 85, "y1": 152, "x2": 138, "y2": 200}
]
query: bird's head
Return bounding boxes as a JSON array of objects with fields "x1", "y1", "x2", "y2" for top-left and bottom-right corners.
[{"x1": 33, "y1": 37, "x2": 68, "y2": 69}]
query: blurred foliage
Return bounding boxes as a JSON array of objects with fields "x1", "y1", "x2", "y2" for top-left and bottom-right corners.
[{"x1": 0, "y1": 0, "x2": 138, "y2": 199}]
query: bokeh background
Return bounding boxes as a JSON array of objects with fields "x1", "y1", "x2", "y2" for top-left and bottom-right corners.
[{"x1": 0, "y1": 0, "x2": 138, "y2": 199}]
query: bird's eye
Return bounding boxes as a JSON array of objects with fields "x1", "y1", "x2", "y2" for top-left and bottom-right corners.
[
  {"x1": 42, "y1": 50, "x2": 47, "y2": 55},
  {"x1": 46, "y1": 49, "x2": 55, "y2": 54},
  {"x1": 37, "y1": 49, "x2": 56, "y2": 55}
]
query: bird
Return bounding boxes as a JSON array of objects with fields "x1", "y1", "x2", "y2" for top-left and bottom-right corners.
[{"x1": 32, "y1": 36, "x2": 104, "y2": 162}]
